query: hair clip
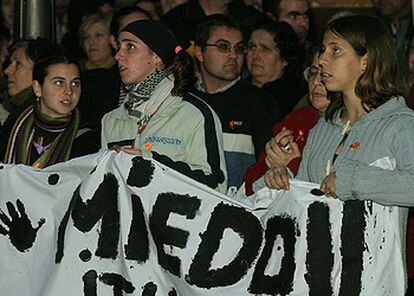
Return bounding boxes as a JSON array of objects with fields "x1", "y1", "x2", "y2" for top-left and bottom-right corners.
[{"x1": 175, "y1": 45, "x2": 183, "y2": 54}]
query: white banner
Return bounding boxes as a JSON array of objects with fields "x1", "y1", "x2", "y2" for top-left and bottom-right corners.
[{"x1": 0, "y1": 151, "x2": 406, "y2": 295}]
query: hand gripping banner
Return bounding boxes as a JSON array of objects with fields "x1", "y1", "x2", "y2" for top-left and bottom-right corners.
[{"x1": 0, "y1": 151, "x2": 406, "y2": 295}]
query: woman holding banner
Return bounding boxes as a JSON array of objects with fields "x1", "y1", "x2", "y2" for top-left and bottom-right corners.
[
  {"x1": 101, "y1": 20, "x2": 227, "y2": 193},
  {"x1": 1, "y1": 54, "x2": 100, "y2": 168},
  {"x1": 265, "y1": 15, "x2": 414, "y2": 292}
]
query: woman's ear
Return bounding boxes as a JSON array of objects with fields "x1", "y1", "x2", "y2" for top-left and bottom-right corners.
[
  {"x1": 32, "y1": 80, "x2": 42, "y2": 98},
  {"x1": 194, "y1": 45, "x2": 204, "y2": 63},
  {"x1": 109, "y1": 35, "x2": 117, "y2": 50},
  {"x1": 361, "y1": 54, "x2": 368, "y2": 72},
  {"x1": 154, "y1": 55, "x2": 164, "y2": 70}
]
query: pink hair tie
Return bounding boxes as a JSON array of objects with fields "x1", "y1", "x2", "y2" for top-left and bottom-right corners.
[{"x1": 175, "y1": 45, "x2": 183, "y2": 54}]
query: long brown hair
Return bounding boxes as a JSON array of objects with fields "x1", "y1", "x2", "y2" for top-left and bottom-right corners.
[{"x1": 323, "y1": 15, "x2": 409, "y2": 121}]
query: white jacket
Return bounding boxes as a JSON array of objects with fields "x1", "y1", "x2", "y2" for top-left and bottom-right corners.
[{"x1": 101, "y1": 77, "x2": 227, "y2": 193}]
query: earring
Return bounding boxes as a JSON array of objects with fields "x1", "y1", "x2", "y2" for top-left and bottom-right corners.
[{"x1": 36, "y1": 97, "x2": 40, "y2": 102}]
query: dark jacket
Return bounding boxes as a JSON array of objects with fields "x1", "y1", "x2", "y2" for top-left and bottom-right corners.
[
  {"x1": 192, "y1": 78, "x2": 281, "y2": 188},
  {"x1": 261, "y1": 69, "x2": 307, "y2": 118}
]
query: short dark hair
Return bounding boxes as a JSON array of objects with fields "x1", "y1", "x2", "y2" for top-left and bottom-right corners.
[
  {"x1": 33, "y1": 54, "x2": 80, "y2": 85},
  {"x1": 109, "y1": 5, "x2": 152, "y2": 37},
  {"x1": 194, "y1": 14, "x2": 242, "y2": 47}
]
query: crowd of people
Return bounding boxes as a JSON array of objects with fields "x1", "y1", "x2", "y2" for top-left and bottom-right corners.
[{"x1": 0, "y1": 0, "x2": 414, "y2": 293}]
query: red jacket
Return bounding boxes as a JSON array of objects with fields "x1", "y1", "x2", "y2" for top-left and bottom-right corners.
[{"x1": 244, "y1": 106, "x2": 319, "y2": 195}]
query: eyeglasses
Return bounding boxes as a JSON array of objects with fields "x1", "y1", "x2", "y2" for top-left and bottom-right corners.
[
  {"x1": 203, "y1": 41, "x2": 246, "y2": 55},
  {"x1": 303, "y1": 66, "x2": 321, "y2": 81}
]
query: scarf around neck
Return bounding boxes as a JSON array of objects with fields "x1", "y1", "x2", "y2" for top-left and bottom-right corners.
[
  {"x1": 4, "y1": 102, "x2": 80, "y2": 168},
  {"x1": 124, "y1": 69, "x2": 166, "y2": 125}
]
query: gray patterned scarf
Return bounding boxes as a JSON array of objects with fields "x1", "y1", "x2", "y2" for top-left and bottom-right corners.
[{"x1": 124, "y1": 69, "x2": 166, "y2": 125}]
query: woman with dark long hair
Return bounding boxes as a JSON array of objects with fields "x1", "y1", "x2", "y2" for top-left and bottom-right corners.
[
  {"x1": 266, "y1": 15, "x2": 413, "y2": 293},
  {"x1": 2, "y1": 54, "x2": 100, "y2": 168}
]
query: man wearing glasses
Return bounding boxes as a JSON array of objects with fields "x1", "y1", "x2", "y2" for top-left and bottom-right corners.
[{"x1": 192, "y1": 14, "x2": 281, "y2": 192}]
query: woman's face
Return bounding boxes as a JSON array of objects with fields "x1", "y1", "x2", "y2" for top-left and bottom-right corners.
[
  {"x1": 306, "y1": 55, "x2": 329, "y2": 113},
  {"x1": 115, "y1": 31, "x2": 160, "y2": 85},
  {"x1": 4, "y1": 48, "x2": 34, "y2": 97},
  {"x1": 33, "y1": 63, "x2": 81, "y2": 118},
  {"x1": 83, "y1": 21, "x2": 113, "y2": 67},
  {"x1": 318, "y1": 30, "x2": 367, "y2": 95},
  {"x1": 246, "y1": 29, "x2": 288, "y2": 86}
]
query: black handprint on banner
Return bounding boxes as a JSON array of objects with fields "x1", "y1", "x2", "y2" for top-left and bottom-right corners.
[{"x1": 0, "y1": 199, "x2": 45, "y2": 252}]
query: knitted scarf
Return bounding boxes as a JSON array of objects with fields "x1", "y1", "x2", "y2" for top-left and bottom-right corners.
[
  {"x1": 4, "y1": 103, "x2": 81, "y2": 168},
  {"x1": 124, "y1": 69, "x2": 166, "y2": 126}
]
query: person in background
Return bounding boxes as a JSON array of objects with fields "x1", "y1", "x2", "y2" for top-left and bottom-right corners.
[
  {"x1": 98, "y1": 0, "x2": 116, "y2": 14},
  {"x1": 372, "y1": 0, "x2": 412, "y2": 75},
  {"x1": 1, "y1": 0, "x2": 13, "y2": 36},
  {"x1": 101, "y1": 20, "x2": 227, "y2": 193},
  {"x1": 262, "y1": 0, "x2": 311, "y2": 46},
  {"x1": 0, "y1": 0, "x2": 14, "y2": 118},
  {"x1": 246, "y1": 21, "x2": 306, "y2": 117},
  {"x1": 193, "y1": 15, "x2": 279, "y2": 190},
  {"x1": 78, "y1": 6, "x2": 153, "y2": 135},
  {"x1": 1, "y1": 38, "x2": 63, "y2": 128},
  {"x1": 161, "y1": 0, "x2": 262, "y2": 49},
  {"x1": 79, "y1": 13, "x2": 115, "y2": 71},
  {"x1": 60, "y1": 0, "x2": 99, "y2": 62},
  {"x1": 244, "y1": 47, "x2": 329, "y2": 195},
  {"x1": 266, "y1": 15, "x2": 413, "y2": 292},
  {"x1": 0, "y1": 54, "x2": 100, "y2": 167}
]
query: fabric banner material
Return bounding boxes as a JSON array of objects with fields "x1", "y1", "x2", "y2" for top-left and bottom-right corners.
[{"x1": 0, "y1": 151, "x2": 405, "y2": 295}]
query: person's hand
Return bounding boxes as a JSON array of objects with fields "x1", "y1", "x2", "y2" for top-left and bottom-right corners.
[
  {"x1": 120, "y1": 147, "x2": 143, "y2": 156},
  {"x1": 110, "y1": 145, "x2": 142, "y2": 156},
  {"x1": 320, "y1": 172, "x2": 336, "y2": 198},
  {"x1": 265, "y1": 128, "x2": 301, "y2": 169},
  {"x1": 110, "y1": 145, "x2": 122, "y2": 153},
  {"x1": 264, "y1": 166, "x2": 291, "y2": 190}
]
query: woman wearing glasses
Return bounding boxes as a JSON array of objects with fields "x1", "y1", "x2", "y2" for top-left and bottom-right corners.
[
  {"x1": 246, "y1": 21, "x2": 307, "y2": 118},
  {"x1": 101, "y1": 20, "x2": 227, "y2": 193},
  {"x1": 244, "y1": 47, "x2": 329, "y2": 195}
]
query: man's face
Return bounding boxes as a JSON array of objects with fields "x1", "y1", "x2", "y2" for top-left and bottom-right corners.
[
  {"x1": 372, "y1": 0, "x2": 407, "y2": 18},
  {"x1": 196, "y1": 26, "x2": 244, "y2": 91},
  {"x1": 278, "y1": 0, "x2": 310, "y2": 43}
]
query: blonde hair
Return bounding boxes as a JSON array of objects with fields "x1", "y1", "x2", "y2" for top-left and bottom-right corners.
[{"x1": 79, "y1": 13, "x2": 112, "y2": 43}]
